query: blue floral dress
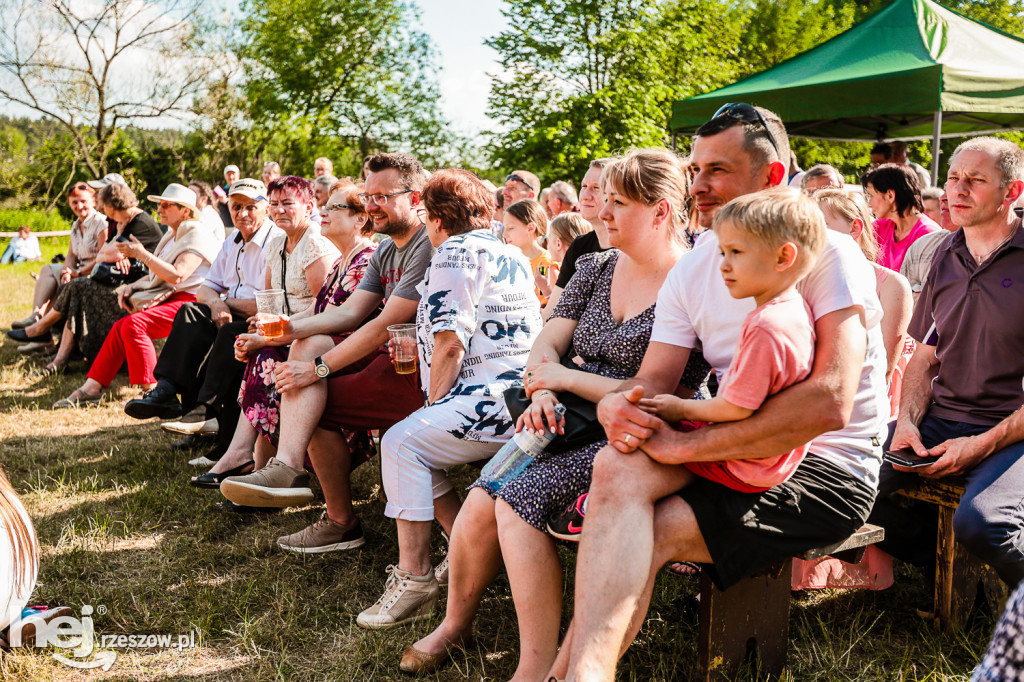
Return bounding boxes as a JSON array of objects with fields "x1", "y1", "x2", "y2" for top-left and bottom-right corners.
[{"x1": 472, "y1": 249, "x2": 711, "y2": 530}]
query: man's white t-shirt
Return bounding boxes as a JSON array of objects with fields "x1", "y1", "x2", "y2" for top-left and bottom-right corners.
[{"x1": 651, "y1": 229, "x2": 889, "y2": 489}]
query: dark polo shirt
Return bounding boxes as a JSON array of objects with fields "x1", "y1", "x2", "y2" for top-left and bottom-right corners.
[{"x1": 909, "y1": 214, "x2": 1024, "y2": 426}]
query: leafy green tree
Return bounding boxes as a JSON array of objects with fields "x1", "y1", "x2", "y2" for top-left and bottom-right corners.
[
  {"x1": 486, "y1": 0, "x2": 746, "y2": 183},
  {"x1": 236, "y1": 0, "x2": 452, "y2": 166}
]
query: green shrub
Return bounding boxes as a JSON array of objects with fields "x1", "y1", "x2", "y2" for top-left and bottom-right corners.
[{"x1": 0, "y1": 207, "x2": 69, "y2": 233}]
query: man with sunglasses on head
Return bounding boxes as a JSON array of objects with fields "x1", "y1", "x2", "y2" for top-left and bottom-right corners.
[
  {"x1": 502, "y1": 170, "x2": 541, "y2": 207},
  {"x1": 124, "y1": 179, "x2": 282, "y2": 464},
  {"x1": 554, "y1": 104, "x2": 889, "y2": 681},
  {"x1": 218, "y1": 152, "x2": 432, "y2": 522}
]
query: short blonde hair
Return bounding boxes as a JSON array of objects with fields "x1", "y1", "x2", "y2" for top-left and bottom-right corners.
[
  {"x1": 714, "y1": 187, "x2": 826, "y2": 272},
  {"x1": 601, "y1": 148, "x2": 691, "y2": 247},
  {"x1": 814, "y1": 189, "x2": 879, "y2": 262}
]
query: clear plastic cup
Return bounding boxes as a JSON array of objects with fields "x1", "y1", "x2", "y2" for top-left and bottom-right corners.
[
  {"x1": 387, "y1": 323, "x2": 418, "y2": 374},
  {"x1": 255, "y1": 288, "x2": 286, "y2": 338}
]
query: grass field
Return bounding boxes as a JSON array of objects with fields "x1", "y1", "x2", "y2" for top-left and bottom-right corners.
[{"x1": 0, "y1": 237, "x2": 996, "y2": 680}]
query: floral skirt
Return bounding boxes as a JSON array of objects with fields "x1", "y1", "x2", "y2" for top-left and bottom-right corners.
[{"x1": 238, "y1": 342, "x2": 374, "y2": 466}]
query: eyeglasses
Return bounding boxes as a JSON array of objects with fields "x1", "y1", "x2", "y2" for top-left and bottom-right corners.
[
  {"x1": 323, "y1": 203, "x2": 356, "y2": 212},
  {"x1": 358, "y1": 189, "x2": 413, "y2": 206},
  {"x1": 416, "y1": 207, "x2": 428, "y2": 222},
  {"x1": 710, "y1": 102, "x2": 782, "y2": 161}
]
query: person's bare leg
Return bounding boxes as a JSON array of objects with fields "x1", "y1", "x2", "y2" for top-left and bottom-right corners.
[
  {"x1": 44, "y1": 325, "x2": 76, "y2": 371},
  {"x1": 564, "y1": 446, "x2": 704, "y2": 682},
  {"x1": 253, "y1": 437, "x2": 276, "y2": 469},
  {"x1": 71, "y1": 377, "x2": 104, "y2": 399},
  {"x1": 397, "y1": 519, "x2": 436, "y2": 577},
  {"x1": 25, "y1": 309, "x2": 62, "y2": 337},
  {"x1": 412, "y1": 489, "x2": 502, "y2": 655},
  {"x1": 495, "y1": 500, "x2": 563, "y2": 682},
  {"x1": 307, "y1": 426, "x2": 355, "y2": 527},
  {"x1": 433, "y1": 487, "x2": 462, "y2": 538},
  {"x1": 32, "y1": 266, "x2": 59, "y2": 315},
  {"x1": 271, "y1": 335, "x2": 333, "y2": 470},
  {"x1": 551, "y1": 496, "x2": 700, "y2": 681},
  {"x1": 208, "y1": 413, "x2": 260, "y2": 474}
]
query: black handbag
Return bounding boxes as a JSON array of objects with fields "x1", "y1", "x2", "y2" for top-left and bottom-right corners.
[
  {"x1": 90, "y1": 258, "x2": 147, "y2": 287},
  {"x1": 502, "y1": 385, "x2": 606, "y2": 455}
]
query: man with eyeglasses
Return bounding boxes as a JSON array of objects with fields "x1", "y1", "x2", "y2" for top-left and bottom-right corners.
[
  {"x1": 124, "y1": 179, "x2": 282, "y2": 464},
  {"x1": 554, "y1": 104, "x2": 888, "y2": 681},
  {"x1": 219, "y1": 152, "x2": 432, "y2": 534}
]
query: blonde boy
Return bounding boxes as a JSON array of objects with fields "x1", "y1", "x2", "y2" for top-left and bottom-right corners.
[{"x1": 640, "y1": 187, "x2": 826, "y2": 491}]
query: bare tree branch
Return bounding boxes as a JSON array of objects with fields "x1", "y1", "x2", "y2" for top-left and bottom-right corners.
[{"x1": 0, "y1": 0, "x2": 215, "y2": 175}]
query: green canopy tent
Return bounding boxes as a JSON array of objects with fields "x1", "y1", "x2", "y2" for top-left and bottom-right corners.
[{"x1": 670, "y1": 0, "x2": 1024, "y2": 183}]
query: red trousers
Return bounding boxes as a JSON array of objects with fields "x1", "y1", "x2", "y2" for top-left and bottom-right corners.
[{"x1": 87, "y1": 292, "x2": 196, "y2": 387}]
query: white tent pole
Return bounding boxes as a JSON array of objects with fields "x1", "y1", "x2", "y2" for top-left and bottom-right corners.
[{"x1": 931, "y1": 111, "x2": 943, "y2": 186}]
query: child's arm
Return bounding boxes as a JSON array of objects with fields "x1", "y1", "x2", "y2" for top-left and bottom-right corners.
[{"x1": 639, "y1": 394, "x2": 754, "y2": 423}]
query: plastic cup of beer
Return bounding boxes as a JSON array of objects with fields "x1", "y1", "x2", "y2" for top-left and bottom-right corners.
[
  {"x1": 255, "y1": 288, "x2": 286, "y2": 339},
  {"x1": 387, "y1": 323, "x2": 418, "y2": 374}
]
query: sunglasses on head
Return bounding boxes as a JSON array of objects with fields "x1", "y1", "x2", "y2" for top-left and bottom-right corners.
[
  {"x1": 710, "y1": 102, "x2": 781, "y2": 161},
  {"x1": 505, "y1": 173, "x2": 531, "y2": 188},
  {"x1": 71, "y1": 182, "x2": 93, "y2": 192}
]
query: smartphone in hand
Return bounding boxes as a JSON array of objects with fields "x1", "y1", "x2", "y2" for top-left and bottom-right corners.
[{"x1": 883, "y1": 448, "x2": 937, "y2": 468}]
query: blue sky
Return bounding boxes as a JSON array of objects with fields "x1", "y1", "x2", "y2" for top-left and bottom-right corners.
[{"x1": 418, "y1": 0, "x2": 507, "y2": 136}]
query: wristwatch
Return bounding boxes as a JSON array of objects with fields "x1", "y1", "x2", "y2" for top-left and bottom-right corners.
[{"x1": 313, "y1": 356, "x2": 330, "y2": 379}]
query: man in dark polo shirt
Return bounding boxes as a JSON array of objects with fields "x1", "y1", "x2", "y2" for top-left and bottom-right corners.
[{"x1": 870, "y1": 137, "x2": 1024, "y2": 587}]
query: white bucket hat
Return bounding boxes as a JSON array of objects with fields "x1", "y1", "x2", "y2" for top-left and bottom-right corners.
[{"x1": 147, "y1": 183, "x2": 199, "y2": 215}]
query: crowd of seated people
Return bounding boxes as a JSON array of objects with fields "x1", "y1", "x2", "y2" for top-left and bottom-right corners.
[{"x1": 4, "y1": 118, "x2": 1024, "y2": 682}]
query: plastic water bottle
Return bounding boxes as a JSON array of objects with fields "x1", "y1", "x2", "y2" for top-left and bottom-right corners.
[{"x1": 479, "y1": 403, "x2": 566, "y2": 494}]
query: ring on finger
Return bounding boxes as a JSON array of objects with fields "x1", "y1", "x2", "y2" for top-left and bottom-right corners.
[{"x1": 624, "y1": 434, "x2": 632, "y2": 445}]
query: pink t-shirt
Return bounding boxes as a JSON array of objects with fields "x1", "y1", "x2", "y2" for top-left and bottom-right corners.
[
  {"x1": 717, "y1": 290, "x2": 816, "y2": 488},
  {"x1": 873, "y1": 214, "x2": 941, "y2": 272}
]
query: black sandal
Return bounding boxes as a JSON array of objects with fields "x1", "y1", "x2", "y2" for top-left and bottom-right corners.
[{"x1": 189, "y1": 460, "x2": 254, "y2": 489}]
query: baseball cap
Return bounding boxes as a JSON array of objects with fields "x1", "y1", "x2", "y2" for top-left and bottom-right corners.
[
  {"x1": 224, "y1": 164, "x2": 240, "y2": 175},
  {"x1": 228, "y1": 178, "x2": 267, "y2": 201},
  {"x1": 87, "y1": 173, "x2": 127, "y2": 189}
]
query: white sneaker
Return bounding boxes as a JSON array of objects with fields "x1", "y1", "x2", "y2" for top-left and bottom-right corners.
[
  {"x1": 356, "y1": 565, "x2": 439, "y2": 629},
  {"x1": 434, "y1": 555, "x2": 449, "y2": 588}
]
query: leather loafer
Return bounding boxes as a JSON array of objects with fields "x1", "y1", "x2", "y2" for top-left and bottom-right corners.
[
  {"x1": 123, "y1": 384, "x2": 183, "y2": 420},
  {"x1": 7, "y1": 328, "x2": 51, "y2": 343},
  {"x1": 162, "y1": 417, "x2": 218, "y2": 436},
  {"x1": 400, "y1": 645, "x2": 449, "y2": 675}
]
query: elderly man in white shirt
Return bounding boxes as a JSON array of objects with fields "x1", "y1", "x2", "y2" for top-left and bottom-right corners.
[{"x1": 123, "y1": 178, "x2": 283, "y2": 462}]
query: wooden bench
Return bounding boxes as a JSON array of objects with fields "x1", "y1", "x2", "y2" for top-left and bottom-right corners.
[
  {"x1": 696, "y1": 524, "x2": 884, "y2": 681},
  {"x1": 895, "y1": 477, "x2": 1005, "y2": 631}
]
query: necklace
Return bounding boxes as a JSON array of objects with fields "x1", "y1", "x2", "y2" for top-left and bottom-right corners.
[{"x1": 967, "y1": 222, "x2": 1019, "y2": 264}]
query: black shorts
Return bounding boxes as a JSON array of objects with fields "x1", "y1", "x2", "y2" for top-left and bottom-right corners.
[{"x1": 678, "y1": 454, "x2": 876, "y2": 590}]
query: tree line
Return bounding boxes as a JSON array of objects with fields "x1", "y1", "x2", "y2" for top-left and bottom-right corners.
[{"x1": 1, "y1": 0, "x2": 1022, "y2": 219}]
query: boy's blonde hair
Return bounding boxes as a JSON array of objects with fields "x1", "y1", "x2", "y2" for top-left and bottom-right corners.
[
  {"x1": 713, "y1": 187, "x2": 826, "y2": 272},
  {"x1": 814, "y1": 189, "x2": 879, "y2": 262},
  {"x1": 548, "y1": 212, "x2": 593, "y2": 246}
]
